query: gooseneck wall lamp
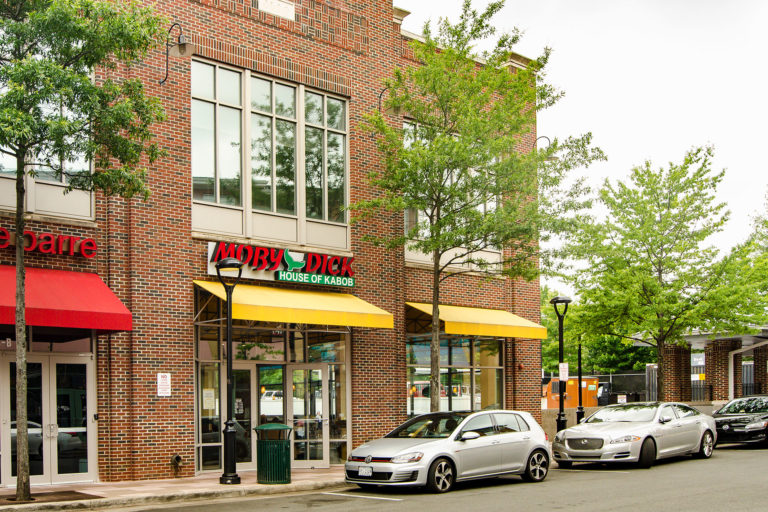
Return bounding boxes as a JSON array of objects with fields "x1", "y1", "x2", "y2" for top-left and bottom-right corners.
[
  {"x1": 216, "y1": 257, "x2": 244, "y2": 485},
  {"x1": 159, "y1": 22, "x2": 195, "y2": 85},
  {"x1": 550, "y1": 295, "x2": 572, "y2": 432}
]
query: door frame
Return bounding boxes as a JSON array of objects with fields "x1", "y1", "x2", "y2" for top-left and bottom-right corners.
[
  {"x1": 0, "y1": 352, "x2": 97, "y2": 486},
  {"x1": 287, "y1": 363, "x2": 329, "y2": 469},
  {"x1": 231, "y1": 363, "x2": 257, "y2": 471}
]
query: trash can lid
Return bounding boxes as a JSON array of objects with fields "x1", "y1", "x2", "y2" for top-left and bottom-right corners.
[{"x1": 254, "y1": 423, "x2": 292, "y2": 431}]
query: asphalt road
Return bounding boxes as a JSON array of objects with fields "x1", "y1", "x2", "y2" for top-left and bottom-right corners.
[{"x1": 109, "y1": 444, "x2": 767, "y2": 512}]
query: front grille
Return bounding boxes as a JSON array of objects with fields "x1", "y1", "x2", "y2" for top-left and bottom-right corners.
[
  {"x1": 348, "y1": 456, "x2": 392, "y2": 463},
  {"x1": 346, "y1": 469, "x2": 393, "y2": 481},
  {"x1": 567, "y1": 438, "x2": 604, "y2": 450}
]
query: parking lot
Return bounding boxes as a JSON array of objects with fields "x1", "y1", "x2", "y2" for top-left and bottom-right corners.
[{"x1": 119, "y1": 444, "x2": 767, "y2": 512}]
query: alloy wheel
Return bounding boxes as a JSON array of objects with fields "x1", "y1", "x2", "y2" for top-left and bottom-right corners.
[
  {"x1": 433, "y1": 460, "x2": 454, "y2": 491},
  {"x1": 524, "y1": 451, "x2": 549, "y2": 482}
]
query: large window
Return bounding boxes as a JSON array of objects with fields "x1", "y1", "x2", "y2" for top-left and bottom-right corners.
[
  {"x1": 406, "y1": 336, "x2": 503, "y2": 416},
  {"x1": 191, "y1": 60, "x2": 349, "y2": 240}
]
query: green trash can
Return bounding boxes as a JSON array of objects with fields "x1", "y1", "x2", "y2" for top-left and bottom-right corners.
[{"x1": 254, "y1": 423, "x2": 292, "y2": 484}]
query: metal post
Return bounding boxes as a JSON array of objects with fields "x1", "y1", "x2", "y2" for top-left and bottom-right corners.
[
  {"x1": 550, "y1": 296, "x2": 571, "y2": 433},
  {"x1": 576, "y1": 342, "x2": 585, "y2": 423}
]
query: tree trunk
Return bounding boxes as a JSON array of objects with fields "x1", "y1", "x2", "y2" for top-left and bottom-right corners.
[
  {"x1": 430, "y1": 248, "x2": 441, "y2": 413},
  {"x1": 15, "y1": 152, "x2": 30, "y2": 501}
]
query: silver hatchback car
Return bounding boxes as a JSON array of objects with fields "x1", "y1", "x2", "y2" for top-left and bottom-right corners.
[
  {"x1": 345, "y1": 410, "x2": 550, "y2": 492},
  {"x1": 552, "y1": 402, "x2": 716, "y2": 469}
]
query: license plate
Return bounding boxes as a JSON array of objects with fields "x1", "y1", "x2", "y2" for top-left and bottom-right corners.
[{"x1": 358, "y1": 466, "x2": 373, "y2": 477}]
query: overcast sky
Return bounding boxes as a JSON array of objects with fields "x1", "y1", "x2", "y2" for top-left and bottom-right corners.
[{"x1": 397, "y1": 0, "x2": 768, "y2": 259}]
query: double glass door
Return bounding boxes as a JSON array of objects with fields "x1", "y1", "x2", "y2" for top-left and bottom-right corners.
[
  {"x1": 230, "y1": 364, "x2": 329, "y2": 469},
  {"x1": 0, "y1": 354, "x2": 96, "y2": 486}
]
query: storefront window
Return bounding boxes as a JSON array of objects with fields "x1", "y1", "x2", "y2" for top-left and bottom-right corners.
[
  {"x1": 328, "y1": 364, "x2": 347, "y2": 464},
  {"x1": 406, "y1": 336, "x2": 503, "y2": 416},
  {"x1": 307, "y1": 331, "x2": 345, "y2": 363},
  {"x1": 198, "y1": 362, "x2": 221, "y2": 470},
  {"x1": 258, "y1": 365, "x2": 284, "y2": 424},
  {"x1": 197, "y1": 326, "x2": 219, "y2": 360},
  {"x1": 233, "y1": 329, "x2": 284, "y2": 361}
]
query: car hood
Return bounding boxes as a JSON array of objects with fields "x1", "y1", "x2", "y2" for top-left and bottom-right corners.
[
  {"x1": 350, "y1": 437, "x2": 441, "y2": 456},
  {"x1": 562, "y1": 422, "x2": 649, "y2": 437},
  {"x1": 714, "y1": 413, "x2": 768, "y2": 425}
]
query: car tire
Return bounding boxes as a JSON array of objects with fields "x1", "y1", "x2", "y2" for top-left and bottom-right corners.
[
  {"x1": 556, "y1": 460, "x2": 572, "y2": 469},
  {"x1": 637, "y1": 438, "x2": 656, "y2": 468},
  {"x1": 521, "y1": 450, "x2": 549, "y2": 482},
  {"x1": 694, "y1": 430, "x2": 714, "y2": 459},
  {"x1": 426, "y1": 457, "x2": 455, "y2": 493}
]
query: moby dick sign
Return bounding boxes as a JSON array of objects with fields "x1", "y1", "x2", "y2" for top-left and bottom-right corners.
[{"x1": 207, "y1": 242, "x2": 355, "y2": 287}]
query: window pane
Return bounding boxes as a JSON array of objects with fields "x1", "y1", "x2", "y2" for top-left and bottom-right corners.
[
  {"x1": 192, "y1": 61, "x2": 215, "y2": 99},
  {"x1": 329, "y1": 364, "x2": 346, "y2": 440},
  {"x1": 307, "y1": 331, "x2": 345, "y2": 363},
  {"x1": 233, "y1": 329, "x2": 285, "y2": 361},
  {"x1": 327, "y1": 97, "x2": 345, "y2": 130},
  {"x1": 305, "y1": 127, "x2": 323, "y2": 220},
  {"x1": 251, "y1": 114, "x2": 272, "y2": 211},
  {"x1": 406, "y1": 340, "x2": 431, "y2": 366},
  {"x1": 275, "y1": 120, "x2": 296, "y2": 215},
  {"x1": 192, "y1": 100, "x2": 216, "y2": 202},
  {"x1": 448, "y1": 338, "x2": 470, "y2": 366},
  {"x1": 305, "y1": 92, "x2": 323, "y2": 124},
  {"x1": 407, "y1": 366, "x2": 431, "y2": 416},
  {"x1": 197, "y1": 326, "x2": 220, "y2": 360},
  {"x1": 275, "y1": 84, "x2": 296, "y2": 118},
  {"x1": 494, "y1": 413, "x2": 522, "y2": 433},
  {"x1": 35, "y1": 167, "x2": 61, "y2": 182},
  {"x1": 218, "y1": 68, "x2": 241, "y2": 106},
  {"x1": 474, "y1": 368, "x2": 502, "y2": 411},
  {"x1": 217, "y1": 106, "x2": 242, "y2": 206},
  {"x1": 258, "y1": 365, "x2": 284, "y2": 424},
  {"x1": 460, "y1": 414, "x2": 495, "y2": 436},
  {"x1": 446, "y1": 368, "x2": 471, "y2": 411},
  {"x1": 251, "y1": 77, "x2": 272, "y2": 113},
  {"x1": 327, "y1": 133, "x2": 345, "y2": 223},
  {"x1": 199, "y1": 362, "x2": 221, "y2": 444},
  {"x1": 475, "y1": 339, "x2": 502, "y2": 367}
]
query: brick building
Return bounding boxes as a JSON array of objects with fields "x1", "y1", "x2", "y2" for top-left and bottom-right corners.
[{"x1": 0, "y1": 0, "x2": 545, "y2": 485}]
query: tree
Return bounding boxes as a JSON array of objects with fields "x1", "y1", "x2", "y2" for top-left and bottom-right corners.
[
  {"x1": 0, "y1": 0, "x2": 165, "y2": 500},
  {"x1": 566, "y1": 146, "x2": 768, "y2": 400},
  {"x1": 351, "y1": 0, "x2": 603, "y2": 412}
]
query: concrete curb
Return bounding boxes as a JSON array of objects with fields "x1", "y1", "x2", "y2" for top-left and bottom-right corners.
[{"x1": 0, "y1": 479, "x2": 350, "y2": 512}]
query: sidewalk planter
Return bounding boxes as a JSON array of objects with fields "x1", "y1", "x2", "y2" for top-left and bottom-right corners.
[{"x1": 254, "y1": 423, "x2": 292, "y2": 484}]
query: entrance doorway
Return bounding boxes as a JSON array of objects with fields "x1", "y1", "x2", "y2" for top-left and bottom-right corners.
[
  {"x1": 287, "y1": 365, "x2": 329, "y2": 468},
  {"x1": 0, "y1": 354, "x2": 96, "y2": 486}
]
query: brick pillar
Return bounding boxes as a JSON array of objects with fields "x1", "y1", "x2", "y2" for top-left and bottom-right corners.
[
  {"x1": 705, "y1": 339, "x2": 742, "y2": 401},
  {"x1": 660, "y1": 344, "x2": 691, "y2": 402},
  {"x1": 754, "y1": 345, "x2": 768, "y2": 395}
]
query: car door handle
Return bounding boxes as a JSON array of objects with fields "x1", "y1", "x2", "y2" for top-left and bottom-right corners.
[
  {"x1": 492, "y1": 440, "x2": 501, "y2": 445},
  {"x1": 522, "y1": 436, "x2": 531, "y2": 440}
]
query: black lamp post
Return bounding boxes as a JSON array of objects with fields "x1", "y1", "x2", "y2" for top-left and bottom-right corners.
[
  {"x1": 576, "y1": 336, "x2": 585, "y2": 423},
  {"x1": 216, "y1": 257, "x2": 244, "y2": 485},
  {"x1": 550, "y1": 296, "x2": 571, "y2": 432}
]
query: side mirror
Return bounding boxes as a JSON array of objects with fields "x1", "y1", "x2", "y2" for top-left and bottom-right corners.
[
  {"x1": 659, "y1": 415, "x2": 673, "y2": 424},
  {"x1": 460, "y1": 431, "x2": 480, "y2": 441}
]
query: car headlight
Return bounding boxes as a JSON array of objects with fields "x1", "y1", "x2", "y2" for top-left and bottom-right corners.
[
  {"x1": 554, "y1": 431, "x2": 565, "y2": 443},
  {"x1": 745, "y1": 420, "x2": 768, "y2": 431},
  {"x1": 610, "y1": 435, "x2": 641, "y2": 444},
  {"x1": 391, "y1": 452, "x2": 423, "y2": 464}
]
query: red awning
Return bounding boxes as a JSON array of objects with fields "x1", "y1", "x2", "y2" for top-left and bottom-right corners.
[{"x1": 0, "y1": 265, "x2": 132, "y2": 331}]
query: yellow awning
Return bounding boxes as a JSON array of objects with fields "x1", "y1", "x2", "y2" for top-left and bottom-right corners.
[
  {"x1": 406, "y1": 302, "x2": 546, "y2": 339},
  {"x1": 195, "y1": 281, "x2": 393, "y2": 329}
]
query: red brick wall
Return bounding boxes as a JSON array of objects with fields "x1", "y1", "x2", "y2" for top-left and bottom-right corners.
[
  {"x1": 754, "y1": 345, "x2": 768, "y2": 395},
  {"x1": 660, "y1": 344, "x2": 691, "y2": 402},
  {"x1": 705, "y1": 339, "x2": 742, "y2": 401}
]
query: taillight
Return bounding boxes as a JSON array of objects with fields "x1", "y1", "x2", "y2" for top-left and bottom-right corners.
[{"x1": 545, "y1": 433, "x2": 549, "y2": 441}]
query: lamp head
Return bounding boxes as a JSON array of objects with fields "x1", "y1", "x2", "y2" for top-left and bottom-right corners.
[
  {"x1": 169, "y1": 33, "x2": 195, "y2": 57},
  {"x1": 216, "y1": 257, "x2": 244, "y2": 273},
  {"x1": 549, "y1": 296, "x2": 572, "y2": 305}
]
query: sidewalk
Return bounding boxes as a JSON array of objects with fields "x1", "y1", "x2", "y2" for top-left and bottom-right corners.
[{"x1": 0, "y1": 467, "x2": 348, "y2": 512}]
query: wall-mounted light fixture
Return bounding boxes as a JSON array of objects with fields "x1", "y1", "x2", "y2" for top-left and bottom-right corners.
[
  {"x1": 159, "y1": 22, "x2": 195, "y2": 85},
  {"x1": 377, "y1": 86, "x2": 403, "y2": 116}
]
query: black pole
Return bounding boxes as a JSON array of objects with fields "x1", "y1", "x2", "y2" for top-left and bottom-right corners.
[
  {"x1": 576, "y1": 341, "x2": 585, "y2": 423},
  {"x1": 550, "y1": 296, "x2": 570, "y2": 433}
]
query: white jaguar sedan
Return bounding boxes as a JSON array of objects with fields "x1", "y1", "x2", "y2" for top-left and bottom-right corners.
[
  {"x1": 345, "y1": 410, "x2": 550, "y2": 493},
  {"x1": 552, "y1": 402, "x2": 716, "y2": 469}
]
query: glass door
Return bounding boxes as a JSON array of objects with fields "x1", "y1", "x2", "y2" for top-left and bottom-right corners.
[
  {"x1": 1, "y1": 354, "x2": 95, "y2": 485},
  {"x1": 287, "y1": 365, "x2": 328, "y2": 468},
  {"x1": 232, "y1": 365, "x2": 256, "y2": 470}
]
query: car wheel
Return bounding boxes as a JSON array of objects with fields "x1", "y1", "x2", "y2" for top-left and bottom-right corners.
[
  {"x1": 637, "y1": 438, "x2": 656, "y2": 468},
  {"x1": 694, "y1": 430, "x2": 714, "y2": 459},
  {"x1": 426, "y1": 457, "x2": 455, "y2": 493},
  {"x1": 521, "y1": 450, "x2": 549, "y2": 482},
  {"x1": 557, "y1": 460, "x2": 572, "y2": 469}
]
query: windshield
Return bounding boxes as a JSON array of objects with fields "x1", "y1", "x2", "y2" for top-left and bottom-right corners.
[
  {"x1": 718, "y1": 397, "x2": 768, "y2": 414},
  {"x1": 586, "y1": 404, "x2": 658, "y2": 423},
  {"x1": 386, "y1": 412, "x2": 470, "y2": 439}
]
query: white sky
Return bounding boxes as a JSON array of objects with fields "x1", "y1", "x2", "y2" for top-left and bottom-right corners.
[{"x1": 398, "y1": 0, "x2": 768, "y2": 257}]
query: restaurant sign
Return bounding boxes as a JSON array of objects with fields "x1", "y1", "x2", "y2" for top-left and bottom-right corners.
[{"x1": 207, "y1": 242, "x2": 355, "y2": 288}]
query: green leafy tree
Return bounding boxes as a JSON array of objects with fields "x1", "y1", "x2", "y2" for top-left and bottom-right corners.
[
  {"x1": 566, "y1": 146, "x2": 768, "y2": 400},
  {"x1": 351, "y1": 0, "x2": 603, "y2": 412},
  {"x1": 0, "y1": 0, "x2": 165, "y2": 500}
]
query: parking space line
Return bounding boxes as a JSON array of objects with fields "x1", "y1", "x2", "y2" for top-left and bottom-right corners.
[{"x1": 322, "y1": 492, "x2": 404, "y2": 501}]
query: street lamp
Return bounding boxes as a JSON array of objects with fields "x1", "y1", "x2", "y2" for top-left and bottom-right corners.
[
  {"x1": 159, "y1": 22, "x2": 195, "y2": 85},
  {"x1": 576, "y1": 335, "x2": 585, "y2": 423},
  {"x1": 216, "y1": 257, "x2": 244, "y2": 485},
  {"x1": 550, "y1": 296, "x2": 572, "y2": 432}
]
